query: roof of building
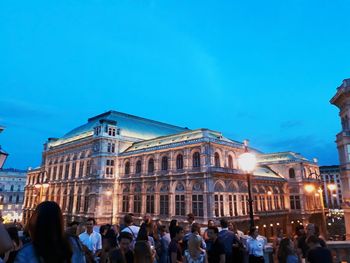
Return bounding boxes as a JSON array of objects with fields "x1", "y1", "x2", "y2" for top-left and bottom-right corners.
[
  {"x1": 50, "y1": 111, "x2": 189, "y2": 146},
  {"x1": 253, "y1": 165, "x2": 286, "y2": 181},
  {"x1": 330, "y1": 78, "x2": 350, "y2": 106},
  {"x1": 258, "y1": 151, "x2": 315, "y2": 164},
  {"x1": 122, "y1": 128, "x2": 244, "y2": 154}
]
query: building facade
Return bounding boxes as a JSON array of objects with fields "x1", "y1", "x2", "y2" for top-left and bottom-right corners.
[
  {"x1": 320, "y1": 165, "x2": 343, "y2": 209},
  {"x1": 22, "y1": 111, "x2": 323, "y2": 236},
  {"x1": 0, "y1": 168, "x2": 27, "y2": 223},
  {"x1": 330, "y1": 78, "x2": 350, "y2": 239}
]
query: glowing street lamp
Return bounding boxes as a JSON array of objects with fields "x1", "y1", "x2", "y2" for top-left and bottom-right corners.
[
  {"x1": 238, "y1": 140, "x2": 257, "y2": 228},
  {"x1": 328, "y1": 183, "x2": 337, "y2": 208},
  {"x1": 304, "y1": 184, "x2": 315, "y2": 193}
]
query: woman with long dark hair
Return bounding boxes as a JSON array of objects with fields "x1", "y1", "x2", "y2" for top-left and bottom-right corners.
[
  {"x1": 134, "y1": 241, "x2": 155, "y2": 263},
  {"x1": 14, "y1": 201, "x2": 85, "y2": 263},
  {"x1": 169, "y1": 220, "x2": 178, "y2": 240},
  {"x1": 277, "y1": 238, "x2": 299, "y2": 263}
]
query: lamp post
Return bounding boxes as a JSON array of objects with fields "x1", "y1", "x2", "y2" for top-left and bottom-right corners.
[{"x1": 238, "y1": 140, "x2": 257, "y2": 229}]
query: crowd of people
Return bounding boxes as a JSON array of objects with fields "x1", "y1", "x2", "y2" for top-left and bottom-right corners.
[{"x1": 0, "y1": 201, "x2": 334, "y2": 263}]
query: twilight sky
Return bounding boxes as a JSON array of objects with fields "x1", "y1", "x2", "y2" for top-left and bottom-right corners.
[{"x1": 0, "y1": 0, "x2": 349, "y2": 169}]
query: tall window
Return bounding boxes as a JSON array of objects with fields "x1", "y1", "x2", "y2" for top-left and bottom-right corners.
[
  {"x1": 59, "y1": 165, "x2": 63, "y2": 180},
  {"x1": 228, "y1": 155, "x2": 234, "y2": 169},
  {"x1": 254, "y1": 195, "x2": 259, "y2": 211},
  {"x1": 68, "y1": 190, "x2": 74, "y2": 213},
  {"x1": 76, "y1": 189, "x2": 81, "y2": 213},
  {"x1": 71, "y1": 162, "x2": 76, "y2": 178},
  {"x1": 146, "y1": 195, "x2": 154, "y2": 213},
  {"x1": 10, "y1": 185, "x2": 14, "y2": 191},
  {"x1": 214, "y1": 194, "x2": 224, "y2": 217},
  {"x1": 160, "y1": 195, "x2": 169, "y2": 216},
  {"x1": 79, "y1": 161, "x2": 84, "y2": 178},
  {"x1": 280, "y1": 194, "x2": 285, "y2": 209},
  {"x1": 106, "y1": 159, "x2": 114, "y2": 176},
  {"x1": 122, "y1": 195, "x2": 129, "y2": 212},
  {"x1": 161, "y1": 157, "x2": 168, "y2": 171},
  {"x1": 214, "y1": 153, "x2": 220, "y2": 167},
  {"x1": 176, "y1": 154, "x2": 183, "y2": 170},
  {"x1": 192, "y1": 195, "x2": 204, "y2": 217},
  {"x1": 86, "y1": 160, "x2": 92, "y2": 176},
  {"x1": 107, "y1": 143, "x2": 115, "y2": 153},
  {"x1": 267, "y1": 195, "x2": 273, "y2": 210},
  {"x1": 62, "y1": 191, "x2": 67, "y2": 212},
  {"x1": 274, "y1": 195, "x2": 280, "y2": 209},
  {"x1": 289, "y1": 168, "x2": 296, "y2": 179},
  {"x1": 290, "y1": 195, "x2": 301, "y2": 210},
  {"x1": 148, "y1": 158, "x2": 154, "y2": 174},
  {"x1": 134, "y1": 195, "x2": 141, "y2": 214},
  {"x1": 108, "y1": 127, "x2": 116, "y2": 136},
  {"x1": 175, "y1": 195, "x2": 185, "y2": 216},
  {"x1": 9, "y1": 195, "x2": 13, "y2": 203},
  {"x1": 83, "y1": 189, "x2": 89, "y2": 213},
  {"x1": 241, "y1": 195, "x2": 247, "y2": 215},
  {"x1": 125, "y1": 162, "x2": 130, "y2": 175},
  {"x1": 260, "y1": 195, "x2": 266, "y2": 211},
  {"x1": 193, "y1": 152, "x2": 201, "y2": 168},
  {"x1": 53, "y1": 166, "x2": 57, "y2": 180},
  {"x1": 64, "y1": 164, "x2": 70, "y2": 179},
  {"x1": 136, "y1": 160, "x2": 142, "y2": 174}
]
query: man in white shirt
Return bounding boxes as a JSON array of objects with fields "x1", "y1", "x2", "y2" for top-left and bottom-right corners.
[
  {"x1": 246, "y1": 227, "x2": 266, "y2": 263},
  {"x1": 79, "y1": 218, "x2": 102, "y2": 260}
]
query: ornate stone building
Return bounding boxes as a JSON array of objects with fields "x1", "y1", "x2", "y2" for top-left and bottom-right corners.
[
  {"x1": 0, "y1": 168, "x2": 27, "y2": 223},
  {"x1": 23, "y1": 111, "x2": 323, "y2": 236},
  {"x1": 330, "y1": 78, "x2": 350, "y2": 239},
  {"x1": 320, "y1": 165, "x2": 343, "y2": 209}
]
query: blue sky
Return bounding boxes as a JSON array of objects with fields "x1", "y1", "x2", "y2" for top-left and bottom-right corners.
[{"x1": 0, "y1": 0, "x2": 349, "y2": 169}]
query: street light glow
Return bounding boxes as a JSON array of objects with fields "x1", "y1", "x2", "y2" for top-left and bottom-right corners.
[
  {"x1": 327, "y1": 184, "x2": 337, "y2": 191},
  {"x1": 304, "y1": 184, "x2": 315, "y2": 193},
  {"x1": 238, "y1": 152, "x2": 257, "y2": 173}
]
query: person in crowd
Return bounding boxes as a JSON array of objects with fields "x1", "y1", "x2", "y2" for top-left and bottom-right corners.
[
  {"x1": 14, "y1": 201, "x2": 85, "y2": 263},
  {"x1": 3, "y1": 226, "x2": 22, "y2": 263},
  {"x1": 187, "y1": 214, "x2": 195, "y2": 227},
  {"x1": 231, "y1": 222, "x2": 244, "y2": 240},
  {"x1": 206, "y1": 226, "x2": 225, "y2": 263},
  {"x1": 246, "y1": 227, "x2": 266, "y2": 263},
  {"x1": 169, "y1": 220, "x2": 178, "y2": 240},
  {"x1": 120, "y1": 214, "x2": 140, "y2": 243},
  {"x1": 134, "y1": 241, "x2": 155, "y2": 263},
  {"x1": 79, "y1": 218, "x2": 102, "y2": 262},
  {"x1": 183, "y1": 234, "x2": 207, "y2": 263},
  {"x1": 66, "y1": 221, "x2": 86, "y2": 263},
  {"x1": 203, "y1": 220, "x2": 215, "y2": 241},
  {"x1": 0, "y1": 220, "x2": 14, "y2": 259},
  {"x1": 277, "y1": 238, "x2": 299, "y2": 263},
  {"x1": 100, "y1": 228, "x2": 117, "y2": 263},
  {"x1": 297, "y1": 223, "x2": 325, "y2": 260},
  {"x1": 169, "y1": 226, "x2": 185, "y2": 263},
  {"x1": 218, "y1": 219, "x2": 239, "y2": 263},
  {"x1": 306, "y1": 236, "x2": 332, "y2": 263},
  {"x1": 158, "y1": 225, "x2": 171, "y2": 263},
  {"x1": 273, "y1": 228, "x2": 284, "y2": 262},
  {"x1": 143, "y1": 214, "x2": 152, "y2": 225},
  {"x1": 109, "y1": 232, "x2": 134, "y2": 263},
  {"x1": 183, "y1": 223, "x2": 206, "y2": 252},
  {"x1": 137, "y1": 223, "x2": 155, "y2": 247}
]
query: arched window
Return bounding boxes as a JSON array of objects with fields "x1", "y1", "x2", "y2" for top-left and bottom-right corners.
[
  {"x1": 193, "y1": 152, "x2": 201, "y2": 168},
  {"x1": 136, "y1": 160, "x2": 142, "y2": 174},
  {"x1": 161, "y1": 156, "x2": 168, "y2": 171},
  {"x1": 214, "y1": 152, "x2": 220, "y2": 167},
  {"x1": 228, "y1": 155, "x2": 234, "y2": 169},
  {"x1": 9, "y1": 195, "x2": 13, "y2": 203},
  {"x1": 16, "y1": 195, "x2": 19, "y2": 204},
  {"x1": 68, "y1": 189, "x2": 74, "y2": 213},
  {"x1": 176, "y1": 154, "x2": 183, "y2": 170},
  {"x1": 148, "y1": 158, "x2": 154, "y2": 174},
  {"x1": 10, "y1": 185, "x2": 14, "y2": 191},
  {"x1": 83, "y1": 188, "x2": 89, "y2": 213},
  {"x1": 125, "y1": 162, "x2": 130, "y2": 175},
  {"x1": 289, "y1": 168, "x2": 295, "y2": 179}
]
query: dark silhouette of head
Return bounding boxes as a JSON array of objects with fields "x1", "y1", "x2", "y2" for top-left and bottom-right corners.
[{"x1": 28, "y1": 201, "x2": 72, "y2": 263}]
